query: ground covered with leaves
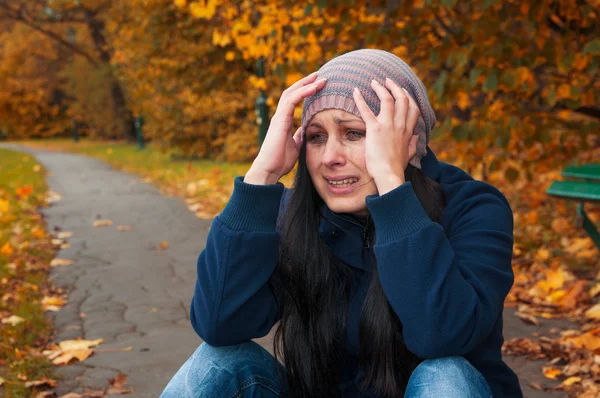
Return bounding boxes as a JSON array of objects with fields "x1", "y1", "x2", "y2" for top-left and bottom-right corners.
[{"x1": 0, "y1": 148, "x2": 58, "y2": 396}]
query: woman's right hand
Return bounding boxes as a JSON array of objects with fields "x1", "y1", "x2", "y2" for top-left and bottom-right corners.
[{"x1": 244, "y1": 72, "x2": 327, "y2": 185}]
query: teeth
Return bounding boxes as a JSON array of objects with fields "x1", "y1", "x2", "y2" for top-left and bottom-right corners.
[{"x1": 328, "y1": 178, "x2": 358, "y2": 185}]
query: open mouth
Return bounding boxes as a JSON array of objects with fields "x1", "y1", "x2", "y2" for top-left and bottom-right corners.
[{"x1": 326, "y1": 177, "x2": 359, "y2": 188}]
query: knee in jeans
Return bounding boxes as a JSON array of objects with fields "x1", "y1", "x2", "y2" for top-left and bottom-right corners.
[{"x1": 407, "y1": 357, "x2": 492, "y2": 397}]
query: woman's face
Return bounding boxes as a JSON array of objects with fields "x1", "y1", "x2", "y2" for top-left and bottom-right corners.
[{"x1": 304, "y1": 109, "x2": 377, "y2": 215}]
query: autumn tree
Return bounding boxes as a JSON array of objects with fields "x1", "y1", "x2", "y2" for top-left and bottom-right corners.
[
  {"x1": 172, "y1": 0, "x2": 599, "y2": 168},
  {"x1": 0, "y1": 19, "x2": 70, "y2": 138},
  {"x1": 106, "y1": 0, "x2": 261, "y2": 160},
  {"x1": 0, "y1": 0, "x2": 137, "y2": 142}
]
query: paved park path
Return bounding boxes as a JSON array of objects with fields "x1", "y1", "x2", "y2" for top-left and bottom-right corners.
[{"x1": 2, "y1": 144, "x2": 572, "y2": 397}]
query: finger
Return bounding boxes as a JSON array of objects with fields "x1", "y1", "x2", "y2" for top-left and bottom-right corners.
[
  {"x1": 385, "y1": 78, "x2": 410, "y2": 128},
  {"x1": 292, "y1": 126, "x2": 303, "y2": 149},
  {"x1": 352, "y1": 88, "x2": 377, "y2": 124},
  {"x1": 370, "y1": 79, "x2": 395, "y2": 120},
  {"x1": 286, "y1": 71, "x2": 319, "y2": 92},
  {"x1": 408, "y1": 134, "x2": 419, "y2": 161},
  {"x1": 275, "y1": 78, "x2": 327, "y2": 118},
  {"x1": 402, "y1": 88, "x2": 421, "y2": 137}
]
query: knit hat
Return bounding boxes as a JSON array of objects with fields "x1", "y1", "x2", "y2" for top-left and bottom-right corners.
[{"x1": 301, "y1": 49, "x2": 436, "y2": 169}]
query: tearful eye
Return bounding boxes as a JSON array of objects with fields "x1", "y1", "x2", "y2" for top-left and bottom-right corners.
[
  {"x1": 347, "y1": 130, "x2": 365, "y2": 140},
  {"x1": 307, "y1": 133, "x2": 326, "y2": 144}
]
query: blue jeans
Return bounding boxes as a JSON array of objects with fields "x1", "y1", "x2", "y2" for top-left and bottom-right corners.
[{"x1": 160, "y1": 341, "x2": 492, "y2": 398}]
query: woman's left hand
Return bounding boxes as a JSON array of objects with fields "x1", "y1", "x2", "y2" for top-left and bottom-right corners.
[{"x1": 352, "y1": 78, "x2": 421, "y2": 195}]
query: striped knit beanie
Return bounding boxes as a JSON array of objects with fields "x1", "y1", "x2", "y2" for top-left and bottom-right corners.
[{"x1": 301, "y1": 49, "x2": 436, "y2": 169}]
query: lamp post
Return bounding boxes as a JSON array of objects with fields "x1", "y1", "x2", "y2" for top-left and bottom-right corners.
[
  {"x1": 66, "y1": 26, "x2": 78, "y2": 143},
  {"x1": 255, "y1": 57, "x2": 269, "y2": 147},
  {"x1": 134, "y1": 116, "x2": 144, "y2": 150}
]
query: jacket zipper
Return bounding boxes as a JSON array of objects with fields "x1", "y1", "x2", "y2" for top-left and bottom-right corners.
[{"x1": 330, "y1": 213, "x2": 372, "y2": 249}]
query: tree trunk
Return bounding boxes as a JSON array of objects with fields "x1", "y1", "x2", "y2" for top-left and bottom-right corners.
[{"x1": 83, "y1": 8, "x2": 136, "y2": 143}]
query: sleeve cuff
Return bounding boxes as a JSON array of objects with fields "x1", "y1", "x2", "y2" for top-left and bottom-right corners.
[
  {"x1": 366, "y1": 182, "x2": 431, "y2": 244},
  {"x1": 218, "y1": 176, "x2": 285, "y2": 232}
]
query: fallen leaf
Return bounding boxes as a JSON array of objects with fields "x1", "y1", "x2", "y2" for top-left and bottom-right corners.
[
  {"x1": 0, "y1": 198, "x2": 9, "y2": 214},
  {"x1": 59, "y1": 393, "x2": 82, "y2": 398},
  {"x1": 156, "y1": 240, "x2": 169, "y2": 250},
  {"x1": 57, "y1": 231, "x2": 73, "y2": 239},
  {"x1": 585, "y1": 303, "x2": 600, "y2": 320},
  {"x1": 25, "y1": 377, "x2": 56, "y2": 388},
  {"x1": 50, "y1": 258, "x2": 74, "y2": 267},
  {"x1": 110, "y1": 373, "x2": 128, "y2": 388},
  {"x1": 93, "y1": 220, "x2": 113, "y2": 227},
  {"x1": 534, "y1": 248, "x2": 551, "y2": 261},
  {"x1": 35, "y1": 392, "x2": 57, "y2": 398},
  {"x1": 543, "y1": 366, "x2": 561, "y2": 379},
  {"x1": 59, "y1": 338, "x2": 103, "y2": 351},
  {"x1": 2, "y1": 314, "x2": 25, "y2": 326},
  {"x1": 45, "y1": 338, "x2": 104, "y2": 365},
  {"x1": 0, "y1": 376, "x2": 5, "y2": 385},
  {"x1": 42, "y1": 296, "x2": 67, "y2": 312},
  {"x1": 47, "y1": 191, "x2": 62, "y2": 203},
  {"x1": 117, "y1": 225, "x2": 132, "y2": 231},
  {"x1": 551, "y1": 217, "x2": 571, "y2": 233},
  {"x1": 81, "y1": 390, "x2": 104, "y2": 397},
  {"x1": 557, "y1": 376, "x2": 581, "y2": 389},
  {"x1": 107, "y1": 373, "x2": 134, "y2": 395},
  {"x1": 529, "y1": 382, "x2": 543, "y2": 391},
  {"x1": 0, "y1": 242, "x2": 14, "y2": 256},
  {"x1": 556, "y1": 280, "x2": 587, "y2": 309},
  {"x1": 537, "y1": 268, "x2": 566, "y2": 292},
  {"x1": 516, "y1": 312, "x2": 541, "y2": 326},
  {"x1": 565, "y1": 330, "x2": 600, "y2": 351},
  {"x1": 52, "y1": 348, "x2": 93, "y2": 365},
  {"x1": 565, "y1": 237, "x2": 593, "y2": 254}
]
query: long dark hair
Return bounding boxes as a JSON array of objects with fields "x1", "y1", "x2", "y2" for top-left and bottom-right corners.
[{"x1": 270, "y1": 141, "x2": 445, "y2": 397}]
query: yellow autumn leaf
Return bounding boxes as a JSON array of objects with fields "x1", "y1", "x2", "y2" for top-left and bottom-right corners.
[
  {"x1": 565, "y1": 330, "x2": 600, "y2": 350},
  {"x1": 93, "y1": 219, "x2": 113, "y2": 227},
  {"x1": 536, "y1": 268, "x2": 565, "y2": 292},
  {"x1": 551, "y1": 217, "x2": 571, "y2": 233},
  {"x1": 52, "y1": 348, "x2": 93, "y2": 365},
  {"x1": 2, "y1": 314, "x2": 25, "y2": 326},
  {"x1": 584, "y1": 303, "x2": 600, "y2": 320},
  {"x1": 548, "y1": 289, "x2": 567, "y2": 303},
  {"x1": 558, "y1": 376, "x2": 581, "y2": 389},
  {"x1": 174, "y1": 0, "x2": 186, "y2": 7},
  {"x1": 0, "y1": 198, "x2": 9, "y2": 215},
  {"x1": 0, "y1": 242, "x2": 14, "y2": 256},
  {"x1": 50, "y1": 258, "x2": 74, "y2": 267},
  {"x1": 565, "y1": 237, "x2": 593, "y2": 254},
  {"x1": 42, "y1": 296, "x2": 67, "y2": 312},
  {"x1": 534, "y1": 248, "x2": 550, "y2": 261},
  {"x1": 542, "y1": 366, "x2": 561, "y2": 379},
  {"x1": 157, "y1": 240, "x2": 169, "y2": 250}
]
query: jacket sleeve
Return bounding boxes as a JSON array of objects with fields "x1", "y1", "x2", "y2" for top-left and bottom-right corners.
[
  {"x1": 190, "y1": 177, "x2": 284, "y2": 346},
  {"x1": 365, "y1": 181, "x2": 514, "y2": 359}
]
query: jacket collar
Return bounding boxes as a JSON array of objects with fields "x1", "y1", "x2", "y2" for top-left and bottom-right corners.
[{"x1": 421, "y1": 146, "x2": 441, "y2": 182}]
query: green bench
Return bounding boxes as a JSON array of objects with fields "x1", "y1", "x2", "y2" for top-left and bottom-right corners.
[{"x1": 546, "y1": 164, "x2": 600, "y2": 249}]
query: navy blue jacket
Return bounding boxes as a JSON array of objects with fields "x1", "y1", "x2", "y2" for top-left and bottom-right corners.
[{"x1": 190, "y1": 148, "x2": 522, "y2": 397}]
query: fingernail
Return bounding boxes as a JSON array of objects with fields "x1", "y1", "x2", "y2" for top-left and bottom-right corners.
[
  {"x1": 385, "y1": 77, "x2": 392, "y2": 83},
  {"x1": 371, "y1": 79, "x2": 380, "y2": 85},
  {"x1": 317, "y1": 78, "x2": 327, "y2": 83},
  {"x1": 354, "y1": 87, "x2": 359, "y2": 94}
]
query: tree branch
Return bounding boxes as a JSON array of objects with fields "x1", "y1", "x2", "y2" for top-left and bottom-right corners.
[{"x1": 0, "y1": 3, "x2": 97, "y2": 65}]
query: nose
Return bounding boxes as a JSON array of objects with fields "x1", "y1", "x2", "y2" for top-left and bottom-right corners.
[{"x1": 321, "y1": 137, "x2": 346, "y2": 168}]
